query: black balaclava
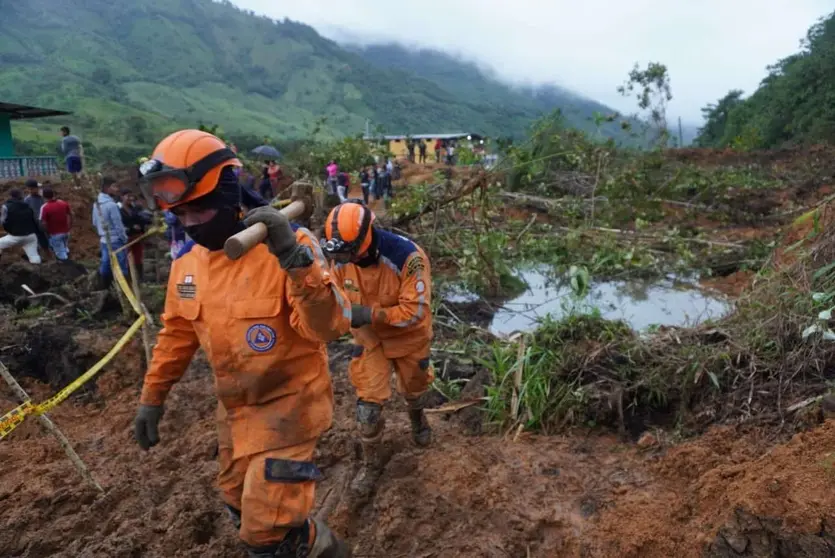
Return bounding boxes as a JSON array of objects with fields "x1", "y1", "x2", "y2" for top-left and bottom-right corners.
[
  {"x1": 184, "y1": 166, "x2": 266, "y2": 251},
  {"x1": 354, "y1": 227, "x2": 379, "y2": 268}
]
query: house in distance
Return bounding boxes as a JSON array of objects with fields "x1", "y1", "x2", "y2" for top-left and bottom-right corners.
[{"x1": 365, "y1": 133, "x2": 485, "y2": 159}]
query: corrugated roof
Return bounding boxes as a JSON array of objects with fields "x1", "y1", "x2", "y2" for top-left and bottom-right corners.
[
  {"x1": 365, "y1": 133, "x2": 484, "y2": 141},
  {"x1": 0, "y1": 101, "x2": 71, "y2": 120}
]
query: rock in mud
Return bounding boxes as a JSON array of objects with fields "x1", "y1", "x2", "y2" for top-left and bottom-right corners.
[{"x1": 706, "y1": 508, "x2": 835, "y2": 557}]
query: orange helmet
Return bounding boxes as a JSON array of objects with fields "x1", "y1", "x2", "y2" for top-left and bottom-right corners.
[
  {"x1": 139, "y1": 129, "x2": 241, "y2": 210},
  {"x1": 323, "y1": 203, "x2": 376, "y2": 255}
]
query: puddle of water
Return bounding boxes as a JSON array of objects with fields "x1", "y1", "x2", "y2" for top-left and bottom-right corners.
[{"x1": 447, "y1": 267, "x2": 732, "y2": 336}]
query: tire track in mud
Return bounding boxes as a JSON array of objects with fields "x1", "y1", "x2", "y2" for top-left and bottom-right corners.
[{"x1": 2, "y1": 338, "x2": 835, "y2": 557}]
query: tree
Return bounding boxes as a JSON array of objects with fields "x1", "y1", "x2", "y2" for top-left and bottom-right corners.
[
  {"x1": 694, "y1": 90, "x2": 745, "y2": 147},
  {"x1": 617, "y1": 62, "x2": 673, "y2": 147}
]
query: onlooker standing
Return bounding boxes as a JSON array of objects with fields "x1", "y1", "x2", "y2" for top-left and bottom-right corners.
[
  {"x1": 326, "y1": 160, "x2": 339, "y2": 195},
  {"x1": 336, "y1": 171, "x2": 349, "y2": 203},
  {"x1": 370, "y1": 165, "x2": 379, "y2": 201},
  {"x1": 434, "y1": 139, "x2": 443, "y2": 163},
  {"x1": 447, "y1": 142, "x2": 456, "y2": 165},
  {"x1": 377, "y1": 163, "x2": 389, "y2": 201},
  {"x1": 60, "y1": 126, "x2": 83, "y2": 187},
  {"x1": 259, "y1": 163, "x2": 273, "y2": 200},
  {"x1": 359, "y1": 166, "x2": 370, "y2": 204},
  {"x1": 266, "y1": 160, "x2": 282, "y2": 199},
  {"x1": 92, "y1": 177, "x2": 129, "y2": 288},
  {"x1": 24, "y1": 179, "x2": 44, "y2": 219},
  {"x1": 0, "y1": 189, "x2": 41, "y2": 264},
  {"x1": 407, "y1": 141, "x2": 416, "y2": 163},
  {"x1": 120, "y1": 189, "x2": 153, "y2": 281},
  {"x1": 418, "y1": 141, "x2": 428, "y2": 164},
  {"x1": 39, "y1": 187, "x2": 72, "y2": 261}
]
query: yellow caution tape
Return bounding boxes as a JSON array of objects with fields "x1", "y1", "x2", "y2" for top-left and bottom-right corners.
[
  {"x1": 0, "y1": 317, "x2": 145, "y2": 440},
  {"x1": 0, "y1": 245, "x2": 148, "y2": 440},
  {"x1": 113, "y1": 226, "x2": 164, "y2": 255},
  {"x1": 0, "y1": 401, "x2": 34, "y2": 439},
  {"x1": 112, "y1": 251, "x2": 143, "y2": 316}
]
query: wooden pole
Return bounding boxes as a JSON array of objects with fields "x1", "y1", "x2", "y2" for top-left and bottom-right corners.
[
  {"x1": 0, "y1": 361, "x2": 104, "y2": 493},
  {"x1": 127, "y1": 251, "x2": 153, "y2": 368}
]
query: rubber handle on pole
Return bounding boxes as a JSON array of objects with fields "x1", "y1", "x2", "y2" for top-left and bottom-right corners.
[{"x1": 224, "y1": 222, "x2": 267, "y2": 260}]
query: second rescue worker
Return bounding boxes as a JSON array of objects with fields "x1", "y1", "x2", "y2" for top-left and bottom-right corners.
[
  {"x1": 133, "y1": 130, "x2": 352, "y2": 558},
  {"x1": 322, "y1": 203, "x2": 435, "y2": 496}
]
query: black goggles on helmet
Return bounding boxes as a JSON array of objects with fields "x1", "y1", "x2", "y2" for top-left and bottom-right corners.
[
  {"x1": 320, "y1": 205, "x2": 372, "y2": 255},
  {"x1": 139, "y1": 148, "x2": 237, "y2": 207}
]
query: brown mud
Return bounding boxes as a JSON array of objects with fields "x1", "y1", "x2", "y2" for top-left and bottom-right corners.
[{"x1": 3, "y1": 333, "x2": 835, "y2": 557}]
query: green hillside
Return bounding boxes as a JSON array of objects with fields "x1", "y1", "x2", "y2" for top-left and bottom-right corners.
[
  {"x1": 0, "y1": 0, "x2": 623, "y2": 164},
  {"x1": 695, "y1": 10, "x2": 835, "y2": 148},
  {"x1": 349, "y1": 44, "x2": 625, "y2": 138}
]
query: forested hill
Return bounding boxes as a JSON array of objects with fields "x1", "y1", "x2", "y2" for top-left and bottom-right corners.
[
  {"x1": 0, "y1": 0, "x2": 622, "y2": 162},
  {"x1": 696, "y1": 10, "x2": 835, "y2": 148},
  {"x1": 348, "y1": 43, "x2": 626, "y2": 138}
]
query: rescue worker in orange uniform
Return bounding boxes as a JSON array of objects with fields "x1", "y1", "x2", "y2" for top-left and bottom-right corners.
[
  {"x1": 132, "y1": 130, "x2": 352, "y2": 558},
  {"x1": 322, "y1": 203, "x2": 434, "y2": 496}
]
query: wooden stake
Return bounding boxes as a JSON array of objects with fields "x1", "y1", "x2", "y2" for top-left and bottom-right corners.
[
  {"x1": 0, "y1": 361, "x2": 104, "y2": 493},
  {"x1": 511, "y1": 337, "x2": 527, "y2": 421},
  {"x1": 127, "y1": 252, "x2": 153, "y2": 368}
]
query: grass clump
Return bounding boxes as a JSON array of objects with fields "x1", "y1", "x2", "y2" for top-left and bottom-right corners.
[{"x1": 477, "y1": 220, "x2": 835, "y2": 437}]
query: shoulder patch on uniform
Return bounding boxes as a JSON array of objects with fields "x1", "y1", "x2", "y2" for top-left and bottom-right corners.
[{"x1": 406, "y1": 255, "x2": 426, "y2": 277}]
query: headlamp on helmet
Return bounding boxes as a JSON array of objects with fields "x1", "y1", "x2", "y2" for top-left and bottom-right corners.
[{"x1": 323, "y1": 204, "x2": 374, "y2": 256}]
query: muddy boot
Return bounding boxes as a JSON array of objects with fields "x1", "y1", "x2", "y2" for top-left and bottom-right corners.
[
  {"x1": 408, "y1": 394, "x2": 433, "y2": 447},
  {"x1": 408, "y1": 408, "x2": 432, "y2": 447},
  {"x1": 350, "y1": 400, "x2": 385, "y2": 500},
  {"x1": 310, "y1": 518, "x2": 351, "y2": 558}
]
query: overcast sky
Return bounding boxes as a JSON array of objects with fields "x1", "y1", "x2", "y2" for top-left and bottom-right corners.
[{"x1": 231, "y1": 0, "x2": 832, "y2": 124}]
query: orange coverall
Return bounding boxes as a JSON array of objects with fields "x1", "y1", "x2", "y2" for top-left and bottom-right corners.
[
  {"x1": 140, "y1": 228, "x2": 351, "y2": 547},
  {"x1": 331, "y1": 229, "x2": 435, "y2": 404}
]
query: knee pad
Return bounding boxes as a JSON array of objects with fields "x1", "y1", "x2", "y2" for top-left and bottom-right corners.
[
  {"x1": 245, "y1": 519, "x2": 311, "y2": 558},
  {"x1": 356, "y1": 400, "x2": 384, "y2": 440}
]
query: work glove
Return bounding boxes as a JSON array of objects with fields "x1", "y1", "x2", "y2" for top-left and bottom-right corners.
[
  {"x1": 243, "y1": 206, "x2": 312, "y2": 269},
  {"x1": 351, "y1": 305, "x2": 373, "y2": 328},
  {"x1": 134, "y1": 404, "x2": 164, "y2": 451}
]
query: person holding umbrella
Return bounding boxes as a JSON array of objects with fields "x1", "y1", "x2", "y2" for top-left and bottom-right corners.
[{"x1": 251, "y1": 145, "x2": 282, "y2": 201}]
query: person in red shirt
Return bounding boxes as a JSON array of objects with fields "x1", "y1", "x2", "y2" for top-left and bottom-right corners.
[{"x1": 39, "y1": 187, "x2": 72, "y2": 261}]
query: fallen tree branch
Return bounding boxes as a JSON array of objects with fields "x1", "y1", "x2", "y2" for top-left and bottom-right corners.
[
  {"x1": 552, "y1": 225, "x2": 746, "y2": 249},
  {"x1": 391, "y1": 172, "x2": 489, "y2": 227}
]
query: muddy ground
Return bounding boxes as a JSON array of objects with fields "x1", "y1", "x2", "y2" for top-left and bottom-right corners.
[
  {"x1": 3, "y1": 154, "x2": 835, "y2": 557},
  {"x1": 3, "y1": 335, "x2": 835, "y2": 558}
]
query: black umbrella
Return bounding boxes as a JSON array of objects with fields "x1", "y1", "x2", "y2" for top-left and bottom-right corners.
[{"x1": 252, "y1": 145, "x2": 281, "y2": 159}]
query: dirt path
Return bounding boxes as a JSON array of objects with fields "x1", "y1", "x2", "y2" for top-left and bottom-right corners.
[{"x1": 2, "y1": 336, "x2": 835, "y2": 557}]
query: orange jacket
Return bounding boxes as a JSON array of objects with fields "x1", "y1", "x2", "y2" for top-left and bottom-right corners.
[
  {"x1": 331, "y1": 229, "x2": 432, "y2": 358},
  {"x1": 140, "y1": 227, "x2": 351, "y2": 458}
]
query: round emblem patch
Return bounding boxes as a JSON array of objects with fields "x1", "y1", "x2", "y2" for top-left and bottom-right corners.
[{"x1": 246, "y1": 324, "x2": 277, "y2": 352}]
